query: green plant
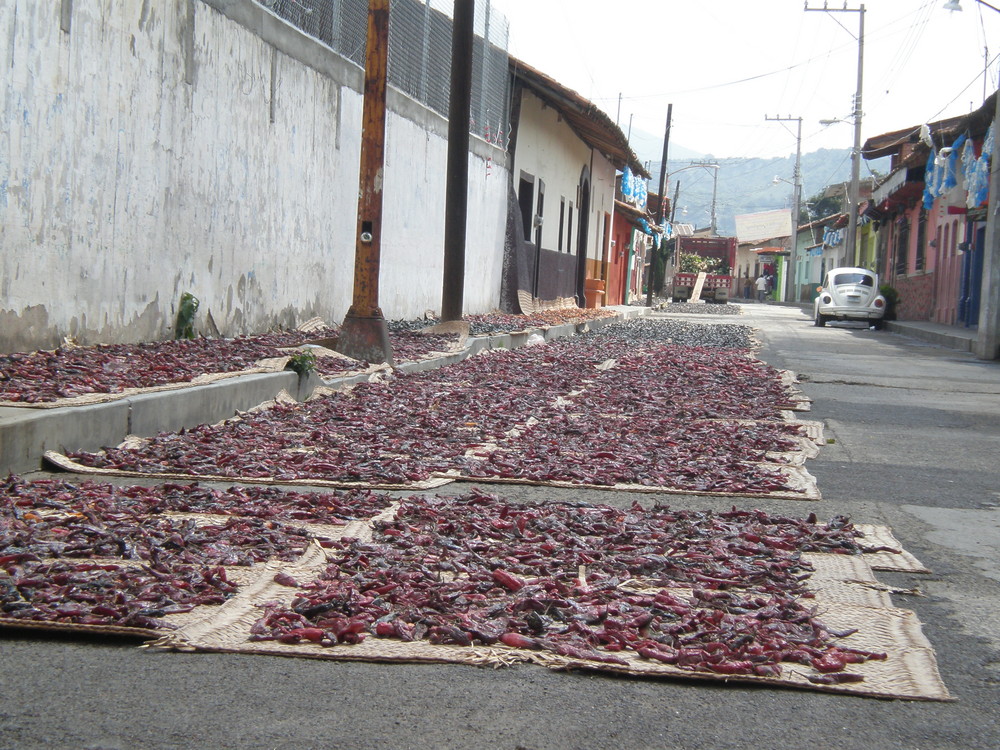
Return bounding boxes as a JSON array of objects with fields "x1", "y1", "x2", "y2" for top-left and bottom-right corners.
[
  {"x1": 174, "y1": 292, "x2": 199, "y2": 340},
  {"x1": 679, "y1": 253, "x2": 721, "y2": 275},
  {"x1": 879, "y1": 284, "x2": 899, "y2": 320},
  {"x1": 286, "y1": 349, "x2": 317, "y2": 375}
]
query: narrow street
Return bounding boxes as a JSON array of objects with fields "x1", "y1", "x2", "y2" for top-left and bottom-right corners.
[{"x1": 2, "y1": 305, "x2": 998, "y2": 749}]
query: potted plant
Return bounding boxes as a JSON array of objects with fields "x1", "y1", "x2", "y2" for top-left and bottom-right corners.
[{"x1": 879, "y1": 284, "x2": 899, "y2": 320}]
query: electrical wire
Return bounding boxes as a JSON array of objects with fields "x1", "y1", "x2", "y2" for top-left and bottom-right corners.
[
  {"x1": 924, "y1": 49, "x2": 1000, "y2": 121},
  {"x1": 879, "y1": 1, "x2": 936, "y2": 92}
]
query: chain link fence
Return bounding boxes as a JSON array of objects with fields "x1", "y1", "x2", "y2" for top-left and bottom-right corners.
[{"x1": 259, "y1": 0, "x2": 510, "y2": 147}]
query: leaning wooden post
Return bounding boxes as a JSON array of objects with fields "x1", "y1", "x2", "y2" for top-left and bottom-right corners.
[
  {"x1": 440, "y1": 0, "x2": 475, "y2": 323},
  {"x1": 336, "y1": 0, "x2": 393, "y2": 365}
]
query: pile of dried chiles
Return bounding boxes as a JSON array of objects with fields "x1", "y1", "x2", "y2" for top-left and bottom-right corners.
[
  {"x1": 2, "y1": 479, "x2": 885, "y2": 683},
  {"x1": 0, "y1": 477, "x2": 390, "y2": 629},
  {"x1": 0, "y1": 326, "x2": 465, "y2": 403},
  {"x1": 69, "y1": 324, "x2": 807, "y2": 494},
  {"x1": 250, "y1": 491, "x2": 885, "y2": 683},
  {"x1": 0, "y1": 307, "x2": 621, "y2": 404}
]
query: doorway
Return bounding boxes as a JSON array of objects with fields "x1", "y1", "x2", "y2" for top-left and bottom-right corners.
[{"x1": 575, "y1": 166, "x2": 591, "y2": 306}]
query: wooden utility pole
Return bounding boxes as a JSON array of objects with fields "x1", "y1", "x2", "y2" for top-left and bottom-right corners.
[
  {"x1": 440, "y1": 0, "x2": 475, "y2": 323},
  {"x1": 336, "y1": 0, "x2": 393, "y2": 364},
  {"x1": 656, "y1": 105, "x2": 672, "y2": 226},
  {"x1": 647, "y1": 104, "x2": 672, "y2": 307}
]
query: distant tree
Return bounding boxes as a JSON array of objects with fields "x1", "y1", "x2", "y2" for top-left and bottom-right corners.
[{"x1": 804, "y1": 189, "x2": 844, "y2": 222}]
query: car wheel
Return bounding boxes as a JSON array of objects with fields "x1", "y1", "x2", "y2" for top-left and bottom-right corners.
[
  {"x1": 871, "y1": 318, "x2": 884, "y2": 330},
  {"x1": 813, "y1": 311, "x2": 826, "y2": 327}
]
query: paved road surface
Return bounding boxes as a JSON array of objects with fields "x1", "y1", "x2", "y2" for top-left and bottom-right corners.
[{"x1": 2, "y1": 304, "x2": 999, "y2": 749}]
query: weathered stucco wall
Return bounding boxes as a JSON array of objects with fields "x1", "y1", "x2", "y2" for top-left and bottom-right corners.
[
  {"x1": 0, "y1": 0, "x2": 508, "y2": 352},
  {"x1": 513, "y1": 93, "x2": 614, "y2": 262}
]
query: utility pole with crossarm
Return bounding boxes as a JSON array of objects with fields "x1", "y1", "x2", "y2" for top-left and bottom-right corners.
[
  {"x1": 806, "y1": 2, "x2": 865, "y2": 266},
  {"x1": 765, "y1": 115, "x2": 803, "y2": 302}
]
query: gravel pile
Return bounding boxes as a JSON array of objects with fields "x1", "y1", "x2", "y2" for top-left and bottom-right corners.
[
  {"x1": 657, "y1": 302, "x2": 743, "y2": 315},
  {"x1": 388, "y1": 317, "x2": 509, "y2": 337},
  {"x1": 575, "y1": 318, "x2": 755, "y2": 349},
  {"x1": 387, "y1": 318, "x2": 437, "y2": 333},
  {"x1": 389, "y1": 309, "x2": 615, "y2": 338}
]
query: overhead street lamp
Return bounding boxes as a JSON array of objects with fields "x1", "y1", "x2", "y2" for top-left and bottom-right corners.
[
  {"x1": 944, "y1": 0, "x2": 1000, "y2": 13},
  {"x1": 667, "y1": 162, "x2": 721, "y2": 234},
  {"x1": 765, "y1": 114, "x2": 803, "y2": 302}
]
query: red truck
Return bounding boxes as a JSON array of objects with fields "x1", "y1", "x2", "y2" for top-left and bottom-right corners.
[{"x1": 670, "y1": 236, "x2": 738, "y2": 304}]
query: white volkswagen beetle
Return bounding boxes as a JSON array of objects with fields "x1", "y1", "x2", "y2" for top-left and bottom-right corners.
[{"x1": 813, "y1": 267, "x2": 887, "y2": 328}]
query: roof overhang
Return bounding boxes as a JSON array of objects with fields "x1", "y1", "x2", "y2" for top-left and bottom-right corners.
[
  {"x1": 511, "y1": 58, "x2": 650, "y2": 179},
  {"x1": 863, "y1": 91, "x2": 997, "y2": 160},
  {"x1": 614, "y1": 199, "x2": 648, "y2": 221}
]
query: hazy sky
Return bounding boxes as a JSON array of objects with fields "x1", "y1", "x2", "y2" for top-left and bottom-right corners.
[{"x1": 490, "y1": 0, "x2": 1000, "y2": 160}]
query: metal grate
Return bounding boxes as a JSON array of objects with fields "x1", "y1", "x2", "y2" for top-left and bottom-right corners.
[
  {"x1": 259, "y1": 0, "x2": 510, "y2": 145},
  {"x1": 894, "y1": 217, "x2": 909, "y2": 277}
]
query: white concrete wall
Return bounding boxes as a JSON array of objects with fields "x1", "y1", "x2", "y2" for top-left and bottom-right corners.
[
  {"x1": 0, "y1": 0, "x2": 508, "y2": 351},
  {"x1": 513, "y1": 93, "x2": 615, "y2": 264}
]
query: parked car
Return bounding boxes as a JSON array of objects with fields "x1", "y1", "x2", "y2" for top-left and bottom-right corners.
[{"x1": 813, "y1": 267, "x2": 887, "y2": 328}]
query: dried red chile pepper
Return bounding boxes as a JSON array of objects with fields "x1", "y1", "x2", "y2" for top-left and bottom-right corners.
[
  {"x1": 248, "y1": 492, "x2": 881, "y2": 681},
  {"x1": 0, "y1": 327, "x2": 465, "y2": 403},
  {"x1": 1, "y1": 476, "x2": 390, "y2": 630},
  {"x1": 67, "y1": 322, "x2": 809, "y2": 494}
]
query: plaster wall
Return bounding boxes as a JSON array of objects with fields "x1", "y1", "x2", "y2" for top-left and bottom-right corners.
[
  {"x1": 512, "y1": 93, "x2": 614, "y2": 265},
  {"x1": 0, "y1": 0, "x2": 508, "y2": 352}
]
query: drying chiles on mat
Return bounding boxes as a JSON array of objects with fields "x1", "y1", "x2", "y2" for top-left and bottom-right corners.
[
  {"x1": 152, "y1": 491, "x2": 949, "y2": 701},
  {"x1": 0, "y1": 326, "x2": 461, "y2": 407},
  {"x1": 58, "y1": 331, "x2": 820, "y2": 498},
  {"x1": 0, "y1": 477, "x2": 393, "y2": 634}
]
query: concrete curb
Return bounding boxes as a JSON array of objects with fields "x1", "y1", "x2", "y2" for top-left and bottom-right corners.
[
  {"x1": 885, "y1": 320, "x2": 975, "y2": 352},
  {"x1": 1, "y1": 308, "x2": 650, "y2": 475}
]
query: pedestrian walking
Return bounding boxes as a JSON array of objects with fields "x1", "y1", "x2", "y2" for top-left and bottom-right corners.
[{"x1": 755, "y1": 274, "x2": 768, "y2": 303}]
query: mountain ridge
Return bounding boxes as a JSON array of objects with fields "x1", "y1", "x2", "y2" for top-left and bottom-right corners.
[{"x1": 628, "y1": 129, "x2": 889, "y2": 235}]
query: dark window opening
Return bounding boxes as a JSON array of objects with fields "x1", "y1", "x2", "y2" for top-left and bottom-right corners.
[
  {"x1": 558, "y1": 198, "x2": 565, "y2": 253},
  {"x1": 518, "y1": 176, "x2": 534, "y2": 242},
  {"x1": 567, "y1": 203, "x2": 574, "y2": 257}
]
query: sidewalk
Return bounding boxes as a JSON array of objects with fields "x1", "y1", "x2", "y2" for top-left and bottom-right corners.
[
  {"x1": 778, "y1": 301, "x2": 980, "y2": 354},
  {"x1": 884, "y1": 319, "x2": 977, "y2": 353}
]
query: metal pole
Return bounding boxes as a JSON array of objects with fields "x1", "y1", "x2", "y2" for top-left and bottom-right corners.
[
  {"x1": 710, "y1": 167, "x2": 719, "y2": 235},
  {"x1": 791, "y1": 116, "x2": 803, "y2": 301},
  {"x1": 668, "y1": 179, "x2": 681, "y2": 278},
  {"x1": 847, "y1": 5, "x2": 865, "y2": 265},
  {"x1": 336, "y1": 0, "x2": 393, "y2": 364},
  {"x1": 441, "y1": 0, "x2": 474, "y2": 322},
  {"x1": 765, "y1": 115, "x2": 803, "y2": 302}
]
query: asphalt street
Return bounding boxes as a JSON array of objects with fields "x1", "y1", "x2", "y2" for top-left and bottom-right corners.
[{"x1": 2, "y1": 304, "x2": 999, "y2": 750}]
